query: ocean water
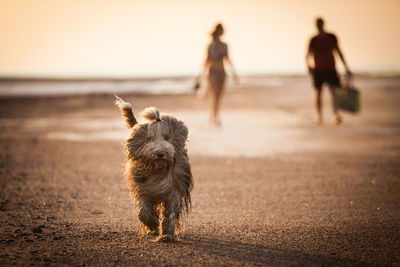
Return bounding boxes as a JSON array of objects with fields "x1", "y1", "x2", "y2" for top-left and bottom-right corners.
[
  {"x1": 2, "y1": 74, "x2": 399, "y2": 97},
  {"x1": 0, "y1": 76, "x2": 315, "y2": 96},
  {"x1": 0, "y1": 78, "x2": 196, "y2": 96}
]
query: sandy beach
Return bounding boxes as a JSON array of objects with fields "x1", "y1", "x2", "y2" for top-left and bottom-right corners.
[{"x1": 0, "y1": 75, "x2": 399, "y2": 266}]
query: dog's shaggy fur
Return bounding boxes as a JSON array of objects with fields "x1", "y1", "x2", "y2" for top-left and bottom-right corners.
[{"x1": 115, "y1": 96, "x2": 193, "y2": 242}]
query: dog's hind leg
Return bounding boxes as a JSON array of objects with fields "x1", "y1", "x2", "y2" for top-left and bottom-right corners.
[{"x1": 137, "y1": 199, "x2": 159, "y2": 236}]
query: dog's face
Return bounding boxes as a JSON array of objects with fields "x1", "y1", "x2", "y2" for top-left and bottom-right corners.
[{"x1": 126, "y1": 115, "x2": 188, "y2": 172}]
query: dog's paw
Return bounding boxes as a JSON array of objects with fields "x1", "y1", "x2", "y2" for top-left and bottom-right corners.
[
  {"x1": 152, "y1": 234, "x2": 175, "y2": 243},
  {"x1": 148, "y1": 230, "x2": 159, "y2": 236},
  {"x1": 141, "y1": 229, "x2": 159, "y2": 237}
]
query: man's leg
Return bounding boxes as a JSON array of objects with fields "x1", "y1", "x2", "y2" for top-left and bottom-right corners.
[
  {"x1": 329, "y1": 85, "x2": 342, "y2": 125},
  {"x1": 314, "y1": 87, "x2": 323, "y2": 124}
]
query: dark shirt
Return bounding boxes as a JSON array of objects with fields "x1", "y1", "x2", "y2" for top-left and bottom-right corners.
[{"x1": 309, "y1": 33, "x2": 338, "y2": 71}]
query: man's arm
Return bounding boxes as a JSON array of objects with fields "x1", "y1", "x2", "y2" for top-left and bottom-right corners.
[
  {"x1": 332, "y1": 34, "x2": 352, "y2": 76},
  {"x1": 336, "y1": 46, "x2": 352, "y2": 76},
  {"x1": 305, "y1": 40, "x2": 314, "y2": 73}
]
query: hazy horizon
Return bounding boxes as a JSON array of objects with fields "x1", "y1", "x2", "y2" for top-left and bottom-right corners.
[{"x1": 1, "y1": 0, "x2": 400, "y2": 77}]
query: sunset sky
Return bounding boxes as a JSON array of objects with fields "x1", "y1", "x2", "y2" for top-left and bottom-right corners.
[{"x1": 1, "y1": 0, "x2": 399, "y2": 77}]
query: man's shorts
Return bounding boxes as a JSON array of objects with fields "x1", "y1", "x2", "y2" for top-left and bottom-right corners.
[{"x1": 312, "y1": 70, "x2": 341, "y2": 90}]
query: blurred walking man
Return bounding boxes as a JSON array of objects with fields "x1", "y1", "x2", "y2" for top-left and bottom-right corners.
[{"x1": 306, "y1": 17, "x2": 352, "y2": 125}]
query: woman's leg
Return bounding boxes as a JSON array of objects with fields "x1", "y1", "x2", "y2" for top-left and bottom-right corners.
[{"x1": 208, "y1": 74, "x2": 225, "y2": 125}]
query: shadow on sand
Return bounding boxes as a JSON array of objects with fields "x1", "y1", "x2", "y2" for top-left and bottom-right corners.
[{"x1": 179, "y1": 234, "x2": 379, "y2": 266}]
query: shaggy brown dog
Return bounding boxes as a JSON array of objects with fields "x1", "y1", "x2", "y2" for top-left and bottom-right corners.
[{"x1": 114, "y1": 96, "x2": 193, "y2": 242}]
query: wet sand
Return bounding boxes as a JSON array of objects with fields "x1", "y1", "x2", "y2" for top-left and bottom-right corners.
[{"x1": 0, "y1": 75, "x2": 399, "y2": 265}]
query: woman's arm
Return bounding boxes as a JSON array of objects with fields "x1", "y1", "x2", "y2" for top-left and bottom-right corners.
[
  {"x1": 224, "y1": 44, "x2": 239, "y2": 84},
  {"x1": 194, "y1": 46, "x2": 211, "y2": 90}
]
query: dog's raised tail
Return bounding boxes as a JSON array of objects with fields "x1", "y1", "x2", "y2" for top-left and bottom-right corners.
[
  {"x1": 114, "y1": 95, "x2": 137, "y2": 128},
  {"x1": 140, "y1": 107, "x2": 161, "y2": 123}
]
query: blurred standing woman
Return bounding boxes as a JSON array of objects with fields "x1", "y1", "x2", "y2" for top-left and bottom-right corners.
[{"x1": 197, "y1": 23, "x2": 238, "y2": 126}]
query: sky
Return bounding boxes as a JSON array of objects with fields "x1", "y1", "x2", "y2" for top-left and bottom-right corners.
[{"x1": 0, "y1": 0, "x2": 399, "y2": 77}]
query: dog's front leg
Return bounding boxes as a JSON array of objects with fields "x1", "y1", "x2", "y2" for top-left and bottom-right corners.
[
  {"x1": 154, "y1": 200, "x2": 179, "y2": 242},
  {"x1": 137, "y1": 198, "x2": 158, "y2": 236}
]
